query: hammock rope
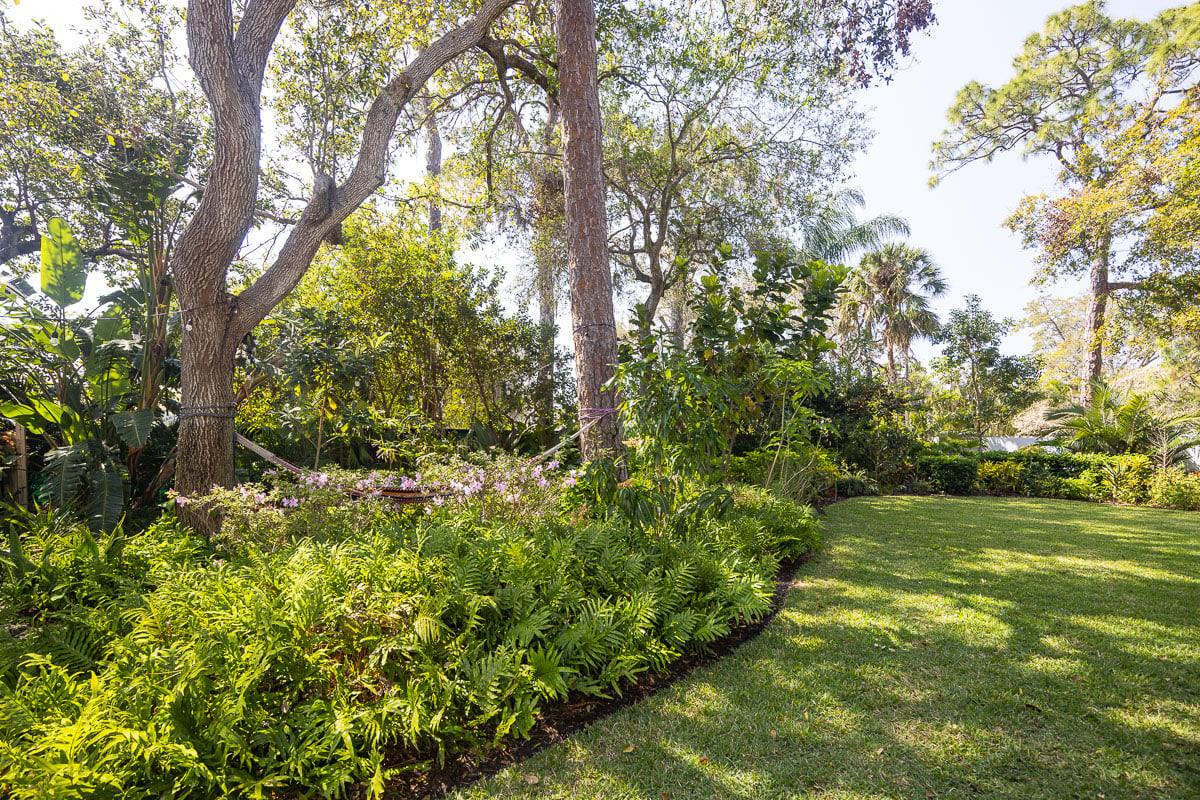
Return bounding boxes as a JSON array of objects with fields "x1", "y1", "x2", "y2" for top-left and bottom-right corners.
[{"x1": 233, "y1": 406, "x2": 619, "y2": 506}]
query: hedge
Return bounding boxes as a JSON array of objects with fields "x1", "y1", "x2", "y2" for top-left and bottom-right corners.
[{"x1": 914, "y1": 451, "x2": 1191, "y2": 509}]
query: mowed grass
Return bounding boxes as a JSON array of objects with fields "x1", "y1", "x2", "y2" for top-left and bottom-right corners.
[{"x1": 449, "y1": 497, "x2": 1200, "y2": 800}]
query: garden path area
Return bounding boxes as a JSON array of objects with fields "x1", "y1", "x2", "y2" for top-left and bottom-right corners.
[{"x1": 451, "y1": 497, "x2": 1200, "y2": 800}]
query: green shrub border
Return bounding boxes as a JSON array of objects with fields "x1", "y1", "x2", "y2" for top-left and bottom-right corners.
[{"x1": 915, "y1": 451, "x2": 1193, "y2": 509}]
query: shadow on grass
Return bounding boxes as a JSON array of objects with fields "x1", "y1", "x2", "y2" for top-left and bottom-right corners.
[{"x1": 451, "y1": 497, "x2": 1200, "y2": 800}]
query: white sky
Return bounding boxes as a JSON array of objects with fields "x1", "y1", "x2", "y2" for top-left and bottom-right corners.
[
  {"x1": 852, "y1": 0, "x2": 1181, "y2": 361},
  {"x1": 6, "y1": 0, "x2": 1183, "y2": 359}
]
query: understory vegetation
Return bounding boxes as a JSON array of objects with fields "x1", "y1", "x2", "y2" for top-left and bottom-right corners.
[
  {"x1": 0, "y1": 474, "x2": 817, "y2": 798},
  {"x1": 2, "y1": 2, "x2": 1199, "y2": 799}
]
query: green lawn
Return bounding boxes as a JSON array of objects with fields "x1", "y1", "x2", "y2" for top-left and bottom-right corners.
[{"x1": 450, "y1": 497, "x2": 1200, "y2": 800}]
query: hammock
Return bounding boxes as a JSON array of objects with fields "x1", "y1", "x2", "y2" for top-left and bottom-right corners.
[
  {"x1": 233, "y1": 409, "x2": 613, "y2": 506},
  {"x1": 234, "y1": 433, "x2": 437, "y2": 505}
]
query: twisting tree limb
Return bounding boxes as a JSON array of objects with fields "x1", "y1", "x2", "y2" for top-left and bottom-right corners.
[
  {"x1": 172, "y1": 0, "x2": 519, "y2": 501},
  {"x1": 233, "y1": 0, "x2": 519, "y2": 336}
]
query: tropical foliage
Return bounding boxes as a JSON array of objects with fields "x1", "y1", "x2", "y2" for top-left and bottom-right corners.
[{"x1": 0, "y1": 470, "x2": 818, "y2": 798}]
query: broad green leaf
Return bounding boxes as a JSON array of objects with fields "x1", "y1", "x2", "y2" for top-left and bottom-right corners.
[
  {"x1": 37, "y1": 443, "x2": 88, "y2": 507},
  {"x1": 92, "y1": 314, "x2": 127, "y2": 344},
  {"x1": 0, "y1": 398, "x2": 67, "y2": 434},
  {"x1": 111, "y1": 409, "x2": 154, "y2": 448},
  {"x1": 40, "y1": 217, "x2": 86, "y2": 309},
  {"x1": 86, "y1": 467, "x2": 126, "y2": 533}
]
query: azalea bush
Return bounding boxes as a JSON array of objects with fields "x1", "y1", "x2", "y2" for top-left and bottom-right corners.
[{"x1": 173, "y1": 452, "x2": 584, "y2": 552}]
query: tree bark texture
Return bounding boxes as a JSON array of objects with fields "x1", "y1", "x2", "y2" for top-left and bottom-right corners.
[
  {"x1": 555, "y1": 0, "x2": 623, "y2": 468},
  {"x1": 1082, "y1": 246, "x2": 1109, "y2": 405},
  {"x1": 425, "y1": 97, "x2": 443, "y2": 233},
  {"x1": 173, "y1": 0, "x2": 516, "y2": 504},
  {"x1": 534, "y1": 105, "x2": 563, "y2": 429}
]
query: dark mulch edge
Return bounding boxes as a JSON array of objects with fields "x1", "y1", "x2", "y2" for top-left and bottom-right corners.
[{"x1": 383, "y1": 549, "x2": 814, "y2": 800}]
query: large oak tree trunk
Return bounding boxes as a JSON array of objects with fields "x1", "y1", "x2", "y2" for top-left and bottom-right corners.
[
  {"x1": 171, "y1": 0, "x2": 516, "y2": 516},
  {"x1": 556, "y1": 0, "x2": 623, "y2": 469},
  {"x1": 176, "y1": 308, "x2": 239, "y2": 496}
]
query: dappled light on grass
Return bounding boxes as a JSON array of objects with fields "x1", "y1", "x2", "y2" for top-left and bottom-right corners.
[{"x1": 454, "y1": 497, "x2": 1200, "y2": 800}]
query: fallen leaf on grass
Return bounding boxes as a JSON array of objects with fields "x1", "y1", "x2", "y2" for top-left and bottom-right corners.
[
  {"x1": 770, "y1": 729, "x2": 777, "y2": 738},
  {"x1": 622, "y1": 744, "x2": 635, "y2": 754},
  {"x1": 524, "y1": 774, "x2": 540, "y2": 785},
  {"x1": 875, "y1": 747, "x2": 885, "y2": 755}
]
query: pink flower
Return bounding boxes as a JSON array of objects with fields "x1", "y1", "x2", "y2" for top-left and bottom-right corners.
[
  {"x1": 547, "y1": 460, "x2": 560, "y2": 470},
  {"x1": 506, "y1": 493, "x2": 519, "y2": 503},
  {"x1": 282, "y1": 497, "x2": 299, "y2": 508},
  {"x1": 175, "y1": 495, "x2": 190, "y2": 507},
  {"x1": 564, "y1": 477, "x2": 577, "y2": 488},
  {"x1": 537, "y1": 477, "x2": 549, "y2": 488}
]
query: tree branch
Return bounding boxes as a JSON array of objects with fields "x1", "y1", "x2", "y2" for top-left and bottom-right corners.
[{"x1": 233, "y1": 0, "x2": 518, "y2": 338}]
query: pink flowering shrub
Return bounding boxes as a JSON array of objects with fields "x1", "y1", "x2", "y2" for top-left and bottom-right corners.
[{"x1": 172, "y1": 453, "x2": 576, "y2": 551}]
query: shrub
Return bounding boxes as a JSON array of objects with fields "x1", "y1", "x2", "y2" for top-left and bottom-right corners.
[
  {"x1": 1148, "y1": 469, "x2": 1200, "y2": 510},
  {"x1": 832, "y1": 469, "x2": 880, "y2": 498},
  {"x1": 1053, "y1": 475, "x2": 1101, "y2": 501},
  {"x1": 975, "y1": 460, "x2": 1023, "y2": 495},
  {"x1": 728, "y1": 444, "x2": 840, "y2": 504},
  {"x1": 915, "y1": 455, "x2": 977, "y2": 495},
  {"x1": 1087, "y1": 454, "x2": 1153, "y2": 504}
]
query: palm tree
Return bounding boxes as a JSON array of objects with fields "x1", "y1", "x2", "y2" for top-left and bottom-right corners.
[
  {"x1": 838, "y1": 243, "x2": 947, "y2": 383},
  {"x1": 1046, "y1": 381, "x2": 1200, "y2": 464},
  {"x1": 797, "y1": 188, "x2": 910, "y2": 265}
]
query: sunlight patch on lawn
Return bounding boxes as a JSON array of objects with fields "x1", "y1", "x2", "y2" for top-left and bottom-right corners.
[
  {"x1": 1104, "y1": 700, "x2": 1200, "y2": 743},
  {"x1": 1064, "y1": 614, "x2": 1200, "y2": 660}
]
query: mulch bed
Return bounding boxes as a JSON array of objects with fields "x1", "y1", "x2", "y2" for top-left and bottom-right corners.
[{"x1": 383, "y1": 550, "x2": 813, "y2": 800}]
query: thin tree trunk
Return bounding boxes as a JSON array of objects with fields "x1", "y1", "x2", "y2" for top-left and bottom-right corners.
[
  {"x1": 8, "y1": 424, "x2": 28, "y2": 509},
  {"x1": 668, "y1": 278, "x2": 686, "y2": 346},
  {"x1": 313, "y1": 411, "x2": 325, "y2": 470},
  {"x1": 640, "y1": 267, "x2": 666, "y2": 339},
  {"x1": 537, "y1": 262, "x2": 557, "y2": 430},
  {"x1": 556, "y1": 0, "x2": 623, "y2": 471},
  {"x1": 886, "y1": 340, "x2": 897, "y2": 385},
  {"x1": 1082, "y1": 245, "x2": 1110, "y2": 404},
  {"x1": 425, "y1": 97, "x2": 443, "y2": 233}
]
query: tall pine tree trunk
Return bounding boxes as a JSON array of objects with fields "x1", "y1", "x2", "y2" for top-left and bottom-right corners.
[{"x1": 556, "y1": 0, "x2": 623, "y2": 470}]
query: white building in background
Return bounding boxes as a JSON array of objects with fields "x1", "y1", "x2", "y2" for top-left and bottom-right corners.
[{"x1": 983, "y1": 437, "x2": 1056, "y2": 453}]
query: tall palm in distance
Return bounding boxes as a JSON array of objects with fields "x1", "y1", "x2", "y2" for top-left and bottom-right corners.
[
  {"x1": 796, "y1": 188, "x2": 911, "y2": 264},
  {"x1": 839, "y1": 243, "x2": 948, "y2": 384}
]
